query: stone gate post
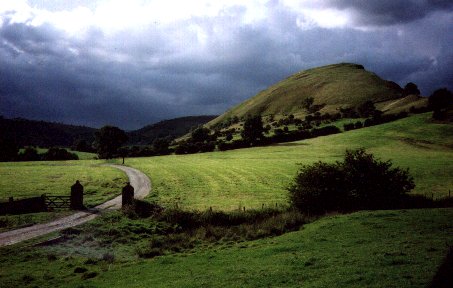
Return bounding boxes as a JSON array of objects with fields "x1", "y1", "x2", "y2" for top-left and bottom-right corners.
[
  {"x1": 70, "y1": 180, "x2": 84, "y2": 210},
  {"x1": 122, "y1": 182, "x2": 134, "y2": 208}
]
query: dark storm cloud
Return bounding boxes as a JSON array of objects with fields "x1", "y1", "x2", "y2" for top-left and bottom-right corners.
[
  {"x1": 0, "y1": 2, "x2": 452, "y2": 129},
  {"x1": 325, "y1": 0, "x2": 453, "y2": 26}
]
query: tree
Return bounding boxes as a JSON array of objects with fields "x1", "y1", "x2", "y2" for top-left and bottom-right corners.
[
  {"x1": 94, "y1": 126, "x2": 128, "y2": 159},
  {"x1": 0, "y1": 138, "x2": 18, "y2": 162},
  {"x1": 117, "y1": 147, "x2": 130, "y2": 164},
  {"x1": 42, "y1": 147, "x2": 78, "y2": 161},
  {"x1": 152, "y1": 137, "x2": 171, "y2": 155},
  {"x1": 302, "y1": 97, "x2": 314, "y2": 110},
  {"x1": 72, "y1": 139, "x2": 93, "y2": 152},
  {"x1": 241, "y1": 115, "x2": 264, "y2": 145},
  {"x1": 225, "y1": 133, "x2": 233, "y2": 141},
  {"x1": 429, "y1": 88, "x2": 453, "y2": 120},
  {"x1": 288, "y1": 148, "x2": 414, "y2": 214},
  {"x1": 18, "y1": 147, "x2": 40, "y2": 161},
  {"x1": 191, "y1": 127, "x2": 211, "y2": 143},
  {"x1": 403, "y1": 82, "x2": 420, "y2": 96},
  {"x1": 357, "y1": 101, "x2": 376, "y2": 118}
]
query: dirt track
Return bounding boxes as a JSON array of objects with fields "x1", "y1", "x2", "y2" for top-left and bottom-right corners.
[{"x1": 0, "y1": 164, "x2": 151, "y2": 247}]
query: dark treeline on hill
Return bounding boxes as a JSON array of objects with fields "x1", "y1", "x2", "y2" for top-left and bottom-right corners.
[
  {"x1": 174, "y1": 109, "x2": 413, "y2": 155},
  {"x1": 0, "y1": 117, "x2": 97, "y2": 148},
  {"x1": 0, "y1": 145, "x2": 78, "y2": 162},
  {"x1": 127, "y1": 115, "x2": 217, "y2": 145},
  {"x1": 0, "y1": 115, "x2": 216, "y2": 151}
]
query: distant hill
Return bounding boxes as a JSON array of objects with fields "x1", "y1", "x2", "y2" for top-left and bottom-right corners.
[
  {"x1": 208, "y1": 63, "x2": 425, "y2": 127},
  {"x1": 128, "y1": 115, "x2": 217, "y2": 145},
  {"x1": 0, "y1": 115, "x2": 217, "y2": 148},
  {"x1": 0, "y1": 117, "x2": 97, "y2": 148}
]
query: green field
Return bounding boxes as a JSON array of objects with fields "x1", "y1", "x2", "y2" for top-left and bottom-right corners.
[
  {"x1": 1, "y1": 113, "x2": 452, "y2": 287},
  {"x1": 3, "y1": 113, "x2": 450, "y2": 212},
  {"x1": 81, "y1": 208, "x2": 453, "y2": 288},
  {"x1": 0, "y1": 208, "x2": 451, "y2": 287},
  {"x1": 122, "y1": 113, "x2": 453, "y2": 210},
  {"x1": 0, "y1": 161, "x2": 127, "y2": 207}
]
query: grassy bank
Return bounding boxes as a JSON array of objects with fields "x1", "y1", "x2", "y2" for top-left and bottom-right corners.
[{"x1": 0, "y1": 208, "x2": 451, "y2": 287}]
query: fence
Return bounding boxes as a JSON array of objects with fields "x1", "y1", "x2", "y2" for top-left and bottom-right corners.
[
  {"x1": 0, "y1": 194, "x2": 74, "y2": 215},
  {"x1": 0, "y1": 196, "x2": 47, "y2": 215}
]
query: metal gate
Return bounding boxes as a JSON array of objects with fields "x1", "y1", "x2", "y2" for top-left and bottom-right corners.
[{"x1": 44, "y1": 195, "x2": 71, "y2": 209}]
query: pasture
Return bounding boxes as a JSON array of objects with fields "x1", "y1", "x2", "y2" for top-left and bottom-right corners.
[
  {"x1": 0, "y1": 113, "x2": 452, "y2": 287},
  {"x1": 124, "y1": 113, "x2": 453, "y2": 210},
  {"x1": 0, "y1": 161, "x2": 127, "y2": 207}
]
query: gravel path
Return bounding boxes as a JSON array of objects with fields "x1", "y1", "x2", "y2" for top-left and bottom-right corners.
[{"x1": 0, "y1": 164, "x2": 151, "y2": 247}]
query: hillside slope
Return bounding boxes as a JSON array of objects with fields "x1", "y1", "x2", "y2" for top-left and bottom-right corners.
[
  {"x1": 209, "y1": 63, "x2": 410, "y2": 127},
  {"x1": 128, "y1": 113, "x2": 453, "y2": 210},
  {"x1": 128, "y1": 115, "x2": 217, "y2": 145}
]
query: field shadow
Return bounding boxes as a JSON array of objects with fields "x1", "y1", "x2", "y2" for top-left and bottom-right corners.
[{"x1": 428, "y1": 246, "x2": 453, "y2": 288}]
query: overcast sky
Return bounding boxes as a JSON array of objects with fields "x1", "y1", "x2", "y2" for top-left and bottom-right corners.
[{"x1": 1, "y1": 0, "x2": 452, "y2": 129}]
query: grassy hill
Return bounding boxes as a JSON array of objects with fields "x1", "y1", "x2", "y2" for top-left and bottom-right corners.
[{"x1": 208, "y1": 63, "x2": 425, "y2": 127}]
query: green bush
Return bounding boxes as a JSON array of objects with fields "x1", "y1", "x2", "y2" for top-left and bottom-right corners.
[{"x1": 288, "y1": 148, "x2": 415, "y2": 214}]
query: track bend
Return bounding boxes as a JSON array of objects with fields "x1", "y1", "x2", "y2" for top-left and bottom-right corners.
[{"x1": 0, "y1": 164, "x2": 151, "y2": 247}]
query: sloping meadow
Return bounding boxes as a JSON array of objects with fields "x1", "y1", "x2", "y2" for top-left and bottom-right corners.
[{"x1": 126, "y1": 113, "x2": 453, "y2": 210}]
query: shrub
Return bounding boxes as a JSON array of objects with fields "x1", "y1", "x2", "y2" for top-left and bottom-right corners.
[
  {"x1": 342, "y1": 149, "x2": 414, "y2": 210},
  {"x1": 354, "y1": 121, "x2": 363, "y2": 129},
  {"x1": 288, "y1": 148, "x2": 415, "y2": 214},
  {"x1": 311, "y1": 125, "x2": 341, "y2": 137},
  {"x1": 74, "y1": 267, "x2": 88, "y2": 273},
  {"x1": 41, "y1": 147, "x2": 79, "y2": 160},
  {"x1": 343, "y1": 123, "x2": 355, "y2": 131},
  {"x1": 288, "y1": 161, "x2": 346, "y2": 214},
  {"x1": 81, "y1": 271, "x2": 98, "y2": 280}
]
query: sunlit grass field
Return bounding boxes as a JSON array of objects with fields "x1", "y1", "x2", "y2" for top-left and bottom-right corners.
[
  {"x1": 0, "y1": 113, "x2": 452, "y2": 287},
  {"x1": 0, "y1": 161, "x2": 127, "y2": 207},
  {"x1": 122, "y1": 113, "x2": 453, "y2": 210},
  {"x1": 2, "y1": 113, "x2": 451, "y2": 211}
]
